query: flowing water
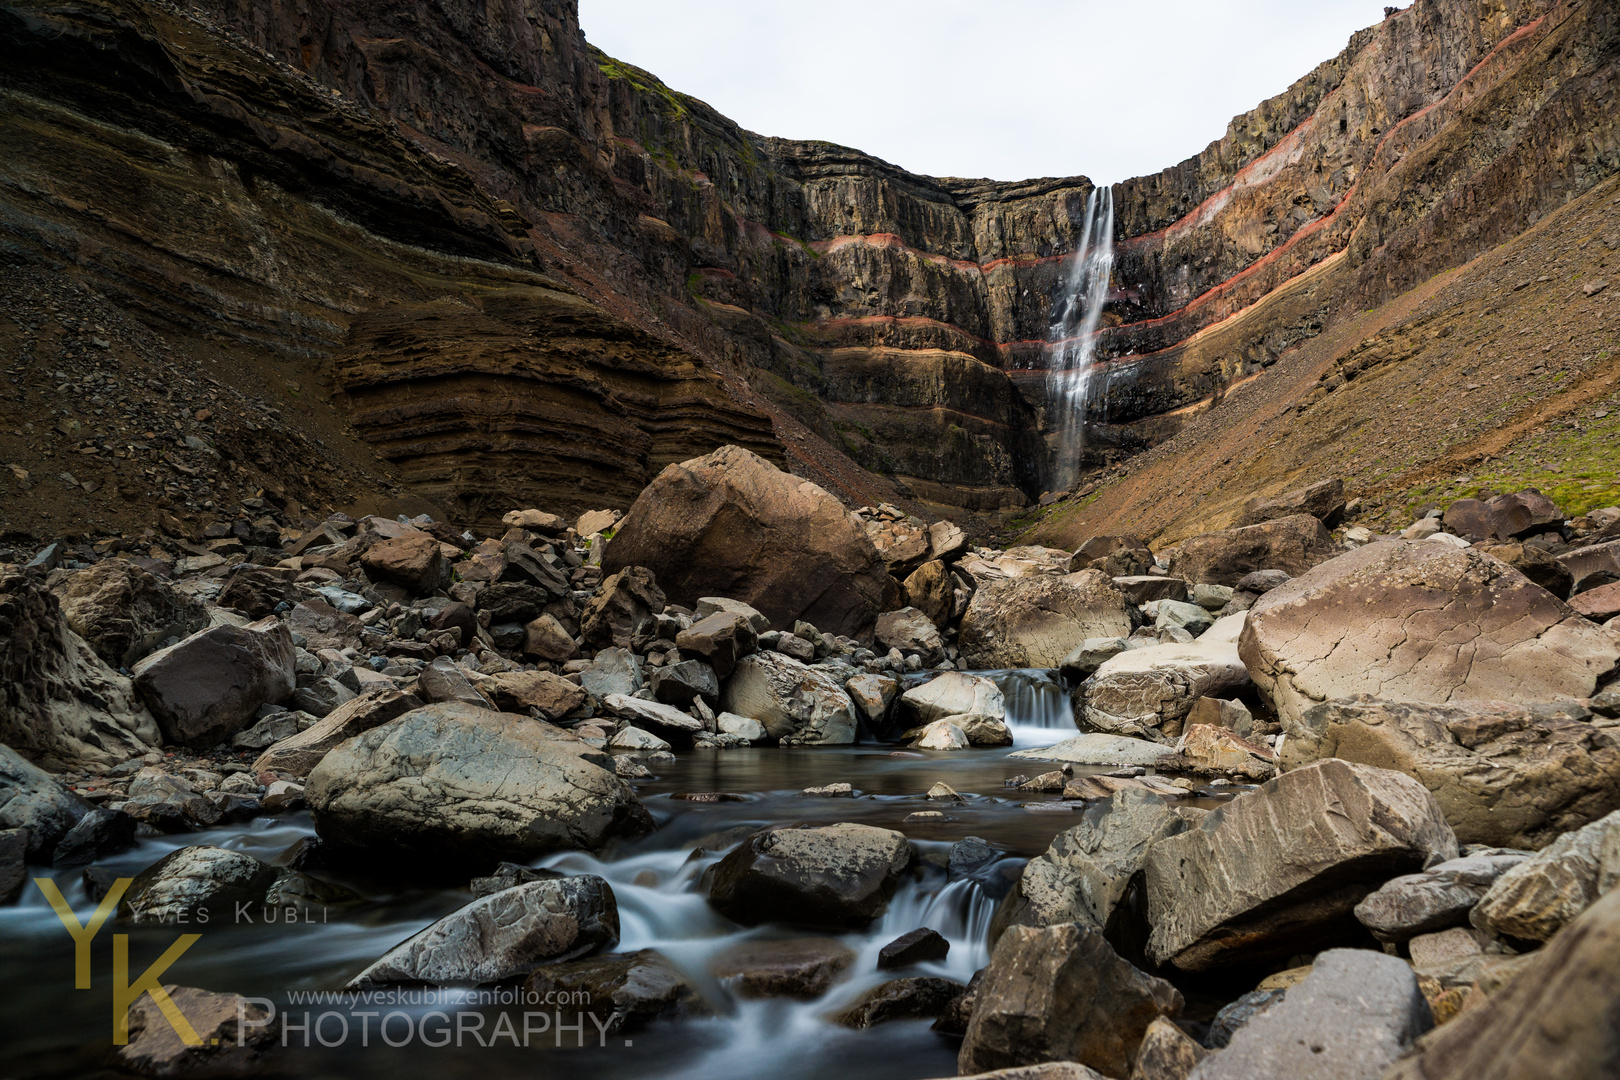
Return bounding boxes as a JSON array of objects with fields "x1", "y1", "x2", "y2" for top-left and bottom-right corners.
[
  {"x1": 1, "y1": 671, "x2": 1114, "y2": 1080},
  {"x1": 1047, "y1": 186, "x2": 1116, "y2": 490}
]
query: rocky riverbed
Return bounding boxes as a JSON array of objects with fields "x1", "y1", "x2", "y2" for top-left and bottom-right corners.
[{"x1": 2, "y1": 450, "x2": 1619, "y2": 1080}]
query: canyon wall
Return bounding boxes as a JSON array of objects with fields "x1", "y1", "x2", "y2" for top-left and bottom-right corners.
[{"x1": 3, "y1": 0, "x2": 1616, "y2": 518}]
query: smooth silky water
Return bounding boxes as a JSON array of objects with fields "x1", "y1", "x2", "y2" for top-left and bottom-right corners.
[{"x1": 2, "y1": 671, "x2": 1103, "y2": 1080}]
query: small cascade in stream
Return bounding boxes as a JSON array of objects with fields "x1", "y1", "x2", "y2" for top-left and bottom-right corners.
[
  {"x1": 982, "y1": 668, "x2": 1075, "y2": 746},
  {"x1": 1047, "y1": 185, "x2": 1116, "y2": 490}
]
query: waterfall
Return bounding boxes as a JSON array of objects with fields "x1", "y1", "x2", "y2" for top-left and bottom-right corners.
[{"x1": 1047, "y1": 186, "x2": 1115, "y2": 490}]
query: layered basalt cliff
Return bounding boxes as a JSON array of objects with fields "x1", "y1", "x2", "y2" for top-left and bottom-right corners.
[{"x1": 2, "y1": 0, "x2": 1616, "y2": 521}]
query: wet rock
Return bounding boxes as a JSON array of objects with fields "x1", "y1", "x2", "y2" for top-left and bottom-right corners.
[
  {"x1": 360, "y1": 532, "x2": 442, "y2": 594},
  {"x1": 902, "y1": 672, "x2": 1006, "y2": 726},
  {"x1": 120, "y1": 985, "x2": 276, "y2": 1076},
  {"x1": 837, "y1": 976, "x2": 964, "y2": 1028},
  {"x1": 878, "y1": 927, "x2": 951, "y2": 969},
  {"x1": 998, "y1": 789, "x2": 1190, "y2": 938},
  {"x1": 875, "y1": 607, "x2": 946, "y2": 664},
  {"x1": 1007, "y1": 734, "x2": 1177, "y2": 767},
  {"x1": 0, "y1": 570, "x2": 160, "y2": 769},
  {"x1": 1354, "y1": 852, "x2": 1528, "y2": 942},
  {"x1": 307, "y1": 702, "x2": 653, "y2": 870},
  {"x1": 581, "y1": 566, "x2": 665, "y2": 649},
  {"x1": 1162, "y1": 724, "x2": 1276, "y2": 780},
  {"x1": 0, "y1": 745, "x2": 90, "y2": 859},
  {"x1": 1242, "y1": 541, "x2": 1620, "y2": 730},
  {"x1": 261, "y1": 780, "x2": 305, "y2": 813},
  {"x1": 347, "y1": 875, "x2": 618, "y2": 987},
  {"x1": 1144, "y1": 760, "x2": 1458, "y2": 972},
  {"x1": 132, "y1": 618, "x2": 296, "y2": 749},
  {"x1": 251, "y1": 688, "x2": 422, "y2": 778},
  {"x1": 603, "y1": 694, "x2": 703, "y2": 741},
  {"x1": 1069, "y1": 535, "x2": 1153, "y2": 576},
  {"x1": 958, "y1": 570, "x2": 1135, "y2": 669},
  {"x1": 55, "y1": 558, "x2": 208, "y2": 668},
  {"x1": 1470, "y1": 810, "x2": 1620, "y2": 943},
  {"x1": 845, "y1": 672, "x2": 899, "y2": 726},
  {"x1": 1383, "y1": 886, "x2": 1620, "y2": 1080},
  {"x1": 523, "y1": 949, "x2": 707, "y2": 1032},
  {"x1": 903, "y1": 560, "x2": 956, "y2": 627},
  {"x1": 468, "y1": 861, "x2": 564, "y2": 899},
  {"x1": 708, "y1": 822, "x2": 912, "y2": 929},
  {"x1": 1277, "y1": 698, "x2": 1620, "y2": 848},
  {"x1": 1133, "y1": 1016, "x2": 1208, "y2": 1080},
  {"x1": 710, "y1": 936, "x2": 857, "y2": 998},
  {"x1": 673, "y1": 611, "x2": 757, "y2": 679},
  {"x1": 483, "y1": 670, "x2": 587, "y2": 720},
  {"x1": 122, "y1": 769, "x2": 224, "y2": 832},
  {"x1": 1236, "y1": 479, "x2": 1347, "y2": 529},
  {"x1": 719, "y1": 652, "x2": 858, "y2": 745},
  {"x1": 119, "y1": 846, "x2": 279, "y2": 922},
  {"x1": 959, "y1": 713, "x2": 1014, "y2": 746},
  {"x1": 51, "y1": 807, "x2": 136, "y2": 867},
  {"x1": 581, "y1": 647, "x2": 644, "y2": 698},
  {"x1": 1082, "y1": 616, "x2": 1249, "y2": 740},
  {"x1": 1187, "y1": 949, "x2": 1431, "y2": 1080},
  {"x1": 0, "y1": 829, "x2": 26, "y2": 902},
  {"x1": 958, "y1": 921, "x2": 1183, "y2": 1078},
  {"x1": 1164, "y1": 515, "x2": 1337, "y2": 586},
  {"x1": 649, "y1": 659, "x2": 721, "y2": 708},
  {"x1": 603, "y1": 447, "x2": 892, "y2": 638}
]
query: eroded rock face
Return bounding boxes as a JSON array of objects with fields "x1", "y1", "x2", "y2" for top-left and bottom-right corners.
[
  {"x1": 1240, "y1": 541, "x2": 1620, "y2": 729},
  {"x1": 307, "y1": 702, "x2": 653, "y2": 870},
  {"x1": 132, "y1": 617, "x2": 296, "y2": 749},
  {"x1": 1470, "y1": 810, "x2": 1620, "y2": 943},
  {"x1": 580, "y1": 566, "x2": 665, "y2": 650},
  {"x1": 1278, "y1": 698, "x2": 1620, "y2": 848},
  {"x1": 1144, "y1": 760, "x2": 1457, "y2": 972},
  {"x1": 958, "y1": 922, "x2": 1183, "y2": 1078},
  {"x1": 0, "y1": 570, "x2": 159, "y2": 769},
  {"x1": 55, "y1": 559, "x2": 208, "y2": 668},
  {"x1": 958, "y1": 570, "x2": 1135, "y2": 669},
  {"x1": 719, "y1": 652, "x2": 858, "y2": 745},
  {"x1": 347, "y1": 875, "x2": 618, "y2": 987},
  {"x1": 1165, "y1": 515, "x2": 1337, "y2": 586},
  {"x1": 603, "y1": 447, "x2": 891, "y2": 639},
  {"x1": 707, "y1": 823, "x2": 912, "y2": 929}
]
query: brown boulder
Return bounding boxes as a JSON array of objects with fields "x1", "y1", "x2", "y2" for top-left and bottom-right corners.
[
  {"x1": 958, "y1": 570, "x2": 1135, "y2": 669},
  {"x1": 132, "y1": 618, "x2": 296, "y2": 749},
  {"x1": 120, "y1": 985, "x2": 276, "y2": 1076},
  {"x1": 709, "y1": 937, "x2": 856, "y2": 999},
  {"x1": 360, "y1": 533, "x2": 442, "y2": 594},
  {"x1": 1240, "y1": 541, "x2": 1620, "y2": 729},
  {"x1": 1443, "y1": 489, "x2": 1563, "y2": 541},
  {"x1": 1571, "y1": 581, "x2": 1620, "y2": 621},
  {"x1": 481, "y1": 671, "x2": 587, "y2": 720},
  {"x1": 1164, "y1": 515, "x2": 1336, "y2": 586},
  {"x1": 55, "y1": 558, "x2": 207, "y2": 668},
  {"x1": 903, "y1": 560, "x2": 955, "y2": 627},
  {"x1": 1236, "y1": 478, "x2": 1347, "y2": 528},
  {"x1": 707, "y1": 822, "x2": 912, "y2": 929},
  {"x1": 602, "y1": 446, "x2": 891, "y2": 638},
  {"x1": 674, "y1": 610, "x2": 757, "y2": 679},
  {"x1": 1068, "y1": 535, "x2": 1152, "y2": 576},
  {"x1": 251, "y1": 688, "x2": 422, "y2": 777}
]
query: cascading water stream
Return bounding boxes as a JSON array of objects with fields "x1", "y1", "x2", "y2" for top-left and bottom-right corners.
[{"x1": 1047, "y1": 186, "x2": 1115, "y2": 490}]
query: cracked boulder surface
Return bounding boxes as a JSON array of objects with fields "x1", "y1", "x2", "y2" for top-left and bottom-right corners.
[
  {"x1": 1239, "y1": 540, "x2": 1620, "y2": 729},
  {"x1": 957, "y1": 568, "x2": 1136, "y2": 669},
  {"x1": 305, "y1": 701, "x2": 654, "y2": 873}
]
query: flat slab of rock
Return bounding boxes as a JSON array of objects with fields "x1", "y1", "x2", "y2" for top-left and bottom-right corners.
[
  {"x1": 523, "y1": 949, "x2": 707, "y2": 1032},
  {"x1": 1009, "y1": 734, "x2": 1178, "y2": 766},
  {"x1": 1144, "y1": 760, "x2": 1457, "y2": 972},
  {"x1": 1187, "y1": 949, "x2": 1431, "y2": 1080},
  {"x1": 707, "y1": 822, "x2": 912, "y2": 929},
  {"x1": 1354, "y1": 852, "x2": 1527, "y2": 942},
  {"x1": 958, "y1": 570, "x2": 1135, "y2": 669},
  {"x1": 347, "y1": 876, "x2": 618, "y2": 987},
  {"x1": 1279, "y1": 697, "x2": 1620, "y2": 849},
  {"x1": 1240, "y1": 541, "x2": 1620, "y2": 730},
  {"x1": 307, "y1": 702, "x2": 653, "y2": 869}
]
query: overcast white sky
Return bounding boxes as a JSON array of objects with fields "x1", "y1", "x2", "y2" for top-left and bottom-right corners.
[{"x1": 580, "y1": 1, "x2": 1386, "y2": 184}]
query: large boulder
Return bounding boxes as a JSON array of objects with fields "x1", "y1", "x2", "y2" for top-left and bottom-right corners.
[
  {"x1": 1442, "y1": 489, "x2": 1563, "y2": 542},
  {"x1": 1240, "y1": 541, "x2": 1620, "y2": 729},
  {"x1": 347, "y1": 875, "x2": 618, "y2": 987},
  {"x1": 718, "y1": 651, "x2": 858, "y2": 745},
  {"x1": 902, "y1": 672, "x2": 1006, "y2": 725},
  {"x1": 132, "y1": 618, "x2": 296, "y2": 749},
  {"x1": 902, "y1": 560, "x2": 955, "y2": 627},
  {"x1": 360, "y1": 532, "x2": 443, "y2": 594},
  {"x1": 1277, "y1": 698, "x2": 1620, "y2": 848},
  {"x1": 958, "y1": 922, "x2": 1183, "y2": 1078},
  {"x1": 1236, "y1": 478, "x2": 1347, "y2": 529},
  {"x1": 1187, "y1": 949, "x2": 1431, "y2": 1080},
  {"x1": 120, "y1": 986, "x2": 276, "y2": 1076},
  {"x1": 1143, "y1": 760, "x2": 1457, "y2": 972},
  {"x1": 1081, "y1": 615, "x2": 1249, "y2": 741},
  {"x1": 1470, "y1": 810, "x2": 1620, "y2": 943},
  {"x1": 958, "y1": 570, "x2": 1135, "y2": 669},
  {"x1": 306, "y1": 702, "x2": 653, "y2": 870},
  {"x1": 1068, "y1": 535, "x2": 1153, "y2": 577},
  {"x1": 251, "y1": 689, "x2": 422, "y2": 778},
  {"x1": 602, "y1": 446, "x2": 892, "y2": 638},
  {"x1": 707, "y1": 823, "x2": 912, "y2": 929},
  {"x1": 0, "y1": 570, "x2": 159, "y2": 768},
  {"x1": 1164, "y1": 514, "x2": 1337, "y2": 586},
  {"x1": 0, "y1": 744, "x2": 89, "y2": 859},
  {"x1": 674, "y1": 611, "x2": 757, "y2": 679},
  {"x1": 55, "y1": 558, "x2": 207, "y2": 667},
  {"x1": 1388, "y1": 887, "x2": 1620, "y2": 1080},
  {"x1": 875, "y1": 607, "x2": 945, "y2": 664}
]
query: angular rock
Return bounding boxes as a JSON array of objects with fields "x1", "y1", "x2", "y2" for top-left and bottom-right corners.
[
  {"x1": 250, "y1": 688, "x2": 422, "y2": 777},
  {"x1": 360, "y1": 532, "x2": 442, "y2": 594},
  {"x1": 1083, "y1": 624, "x2": 1249, "y2": 741},
  {"x1": 913, "y1": 720, "x2": 970, "y2": 750},
  {"x1": 1277, "y1": 698, "x2": 1620, "y2": 848},
  {"x1": 1470, "y1": 810, "x2": 1620, "y2": 943},
  {"x1": 603, "y1": 446, "x2": 892, "y2": 638},
  {"x1": 959, "y1": 921, "x2": 1183, "y2": 1078},
  {"x1": 1444, "y1": 489, "x2": 1563, "y2": 542},
  {"x1": 1069, "y1": 535, "x2": 1153, "y2": 576},
  {"x1": 580, "y1": 647, "x2": 644, "y2": 698},
  {"x1": 878, "y1": 927, "x2": 951, "y2": 969},
  {"x1": 119, "y1": 845, "x2": 279, "y2": 922},
  {"x1": 1155, "y1": 600, "x2": 1213, "y2": 636},
  {"x1": 1187, "y1": 949, "x2": 1431, "y2": 1080},
  {"x1": 52, "y1": 806, "x2": 137, "y2": 867},
  {"x1": 0, "y1": 570, "x2": 160, "y2": 769},
  {"x1": 903, "y1": 560, "x2": 956, "y2": 627},
  {"x1": 522, "y1": 613, "x2": 578, "y2": 662},
  {"x1": 0, "y1": 744, "x2": 89, "y2": 859},
  {"x1": 695, "y1": 596, "x2": 772, "y2": 632},
  {"x1": 290, "y1": 675, "x2": 354, "y2": 718},
  {"x1": 1477, "y1": 541, "x2": 1575, "y2": 599},
  {"x1": 1133, "y1": 1016, "x2": 1207, "y2": 1080},
  {"x1": 216, "y1": 565, "x2": 309, "y2": 620},
  {"x1": 607, "y1": 726, "x2": 670, "y2": 752},
  {"x1": 845, "y1": 672, "x2": 899, "y2": 725},
  {"x1": 504, "y1": 509, "x2": 568, "y2": 536},
  {"x1": 347, "y1": 875, "x2": 618, "y2": 986},
  {"x1": 837, "y1": 976, "x2": 964, "y2": 1028},
  {"x1": 416, "y1": 657, "x2": 490, "y2": 707},
  {"x1": 120, "y1": 985, "x2": 276, "y2": 1076},
  {"x1": 1240, "y1": 541, "x2": 1620, "y2": 730},
  {"x1": 1162, "y1": 724, "x2": 1276, "y2": 780},
  {"x1": 581, "y1": 566, "x2": 665, "y2": 649},
  {"x1": 56, "y1": 558, "x2": 208, "y2": 668},
  {"x1": 1571, "y1": 580, "x2": 1620, "y2": 621},
  {"x1": 707, "y1": 822, "x2": 912, "y2": 929},
  {"x1": 929, "y1": 520, "x2": 969, "y2": 562},
  {"x1": 523, "y1": 949, "x2": 706, "y2": 1032},
  {"x1": 875, "y1": 607, "x2": 945, "y2": 664},
  {"x1": 501, "y1": 541, "x2": 571, "y2": 597},
  {"x1": 132, "y1": 618, "x2": 296, "y2": 749},
  {"x1": 710, "y1": 936, "x2": 856, "y2": 998},
  {"x1": 1059, "y1": 637, "x2": 1133, "y2": 681},
  {"x1": 306, "y1": 702, "x2": 653, "y2": 870},
  {"x1": 719, "y1": 651, "x2": 858, "y2": 745},
  {"x1": 483, "y1": 670, "x2": 587, "y2": 720},
  {"x1": 864, "y1": 516, "x2": 933, "y2": 575},
  {"x1": 716, "y1": 712, "x2": 766, "y2": 742},
  {"x1": 959, "y1": 713, "x2": 1014, "y2": 747},
  {"x1": 649, "y1": 659, "x2": 720, "y2": 708},
  {"x1": 1353, "y1": 852, "x2": 1526, "y2": 942},
  {"x1": 1112, "y1": 576, "x2": 1190, "y2": 604},
  {"x1": 476, "y1": 581, "x2": 550, "y2": 624},
  {"x1": 1165, "y1": 515, "x2": 1337, "y2": 586},
  {"x1": 958, "y1": 570, "x2": 1135, "y2": 669},
  {"x1": 1144, "y1": 760, "x2": 1458, "y2": 972},
  {"x1": 284, "y1": 599, "x2": 362, "y2": 653},
  {"x1": 1237, "y1": 479, "x2": 1347, "y2": 529},
  {"x1": 603, "y1": 694, "x2": 704, "y2": 740},
  {"x1": 903, "y1": 671, "x2": 1006, "y2": 725},
  {"x1": 674, "y1": 611, "x2": 757, "y2": 679}
]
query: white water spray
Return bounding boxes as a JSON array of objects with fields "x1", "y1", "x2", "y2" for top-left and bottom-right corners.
[{"x1": 1047, "y1": 186, "x2": 1115, "y2": 490}]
